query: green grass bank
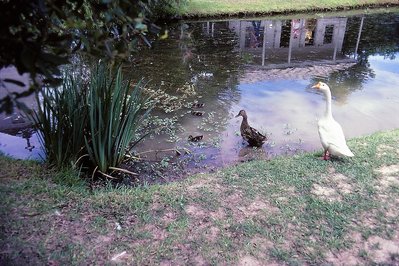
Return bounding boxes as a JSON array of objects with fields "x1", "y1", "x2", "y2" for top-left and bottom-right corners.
[
  {"x1": 178, "y1": 0, "x2": 399, "y2": 17},
  {"x1": 1, "y1": 129, "x2": 399, "y2": 264}
]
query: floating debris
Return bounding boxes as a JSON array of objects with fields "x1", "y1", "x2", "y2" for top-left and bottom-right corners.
[
  {"x1": 111, "y1": 251, "x2": 127, "y2": 261},
  {"x1": 115, "y1": 222, "x2": 122, "y2": 230}
]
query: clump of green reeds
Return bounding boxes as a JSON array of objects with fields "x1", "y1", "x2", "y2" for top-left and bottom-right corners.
[
  {"x1": 85, "y1": 64, "x2": 151, "y2": 177},
  {"x1": 33, "y1": 74, "x2": 87, "y2": 166},
  {"x1": 32, "y1": 62, "x2": 151, "y2": 178}
]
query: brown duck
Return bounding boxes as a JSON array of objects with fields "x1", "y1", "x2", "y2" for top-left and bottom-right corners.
[{"x1": 235, "y1": 110, "x2": 267, "y2": 147}]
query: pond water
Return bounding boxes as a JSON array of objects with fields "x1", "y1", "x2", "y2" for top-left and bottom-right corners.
[
  {"x1": 128, "y1": 9, "x2": 399, "y2": 178},
  {"x1": 1, "y1": 9, "x2": 398, "y2": 179}
]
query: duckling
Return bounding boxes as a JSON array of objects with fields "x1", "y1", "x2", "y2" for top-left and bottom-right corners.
[
  {"x1": 235, "y1": 110, "x2": 267, "y2": 147},
  {"x1": 191, "y1": 110, "x2": 204, "y2": 116},
  {"x1": 188, "y1": 135, "x2": 203, "y2": 142},
  {"x1": 191, "y1": 102, "x2": 205, "y2": 108}
]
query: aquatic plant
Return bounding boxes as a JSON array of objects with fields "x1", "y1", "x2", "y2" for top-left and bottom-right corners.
[
  {"x1": 32, "y1": 74, "x2": 87, "y2": 167},
  {"x1": 32, "y1": 63, "x2": 152, "y2": 177},
  {"x1": 85, "y1": 64, "x2": 152, "y2": 176}
]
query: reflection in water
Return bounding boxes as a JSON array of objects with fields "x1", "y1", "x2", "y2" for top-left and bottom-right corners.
[
  {"x1": 229, "y1": 17, "x2": 353, "y2": 67},
  {"x1": 1, "y1": 11, "x2": 398, "y2": 176},
  {"x1": 0, "y1": 67, "x2": 43, "y2": 160},
  {"x1": 0, "y1": 131, "x2": 42, "y2": 160}
]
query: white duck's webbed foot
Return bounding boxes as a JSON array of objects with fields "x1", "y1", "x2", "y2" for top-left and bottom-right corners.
[{"x1": 322, "y1": 150, "x2": 330, "y2": 160}]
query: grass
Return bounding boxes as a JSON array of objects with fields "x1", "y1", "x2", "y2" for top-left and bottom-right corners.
[
  {"x1": 1, "y1": 129, "x2": 399, "y2": 264},
  {"x1": 179, "y1": 0, "x2": 399, "y2": 17}
]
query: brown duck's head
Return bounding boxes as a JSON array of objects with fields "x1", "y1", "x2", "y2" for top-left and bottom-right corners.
[
  {"x1": 235, "y1": 109, "x2": 247, "y2": 118},
  {"x1": 311, "y1": 81, "x2": 330, "y2": 92}
]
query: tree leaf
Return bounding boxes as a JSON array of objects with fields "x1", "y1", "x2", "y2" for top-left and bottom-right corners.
[{"x1": 3, "y1": 79, "x2": 26, "y2": 87}]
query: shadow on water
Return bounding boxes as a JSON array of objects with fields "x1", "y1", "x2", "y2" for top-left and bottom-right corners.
[{"x1": 1, "y1": 10, "x2": 399, "y2": 182}]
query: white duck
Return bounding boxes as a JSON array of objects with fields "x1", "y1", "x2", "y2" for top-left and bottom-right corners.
[{"x1": 312, "y1": 82, "x2": 354, "y2": 160}]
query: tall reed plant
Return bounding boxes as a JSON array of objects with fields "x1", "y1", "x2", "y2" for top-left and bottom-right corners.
[
  {"x1": 32, "y1": 63, "x2": 151, "y2": 177},
  {"x1": 32, "y1": 75, "x2": 87, "y2": 167},
  {"x1": 85, "y1": 64, "x2": 151, "y2": 176}
]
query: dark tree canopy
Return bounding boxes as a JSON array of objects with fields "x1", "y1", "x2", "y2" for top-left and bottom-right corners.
[{"x1": 0, "y1": 0, "x2": 174, "y2": 113}]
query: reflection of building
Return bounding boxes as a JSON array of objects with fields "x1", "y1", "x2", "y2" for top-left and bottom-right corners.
[{"x1": 229, "y1": 17, "x2": 358, "y2": 68}]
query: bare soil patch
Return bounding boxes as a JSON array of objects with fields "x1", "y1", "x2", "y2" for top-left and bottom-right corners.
[
  {"x1": 312, "y1": 170, "x2": 353, "y2": 201},
  {"x1": 325, "y1": 232, "x2": 363, "y2": 265},
  {"x1": 365, "y1": 235, "x2": 399, "y2": 264},
  {"x1": 185, "y1": 204, "x2": 207, "y2": 219},
  {"x1": 238, "y1": 255, "x2": 263, "y2": 266},
  {"x1": 375, "y1": 164, "x2": 399, "y2": 190},
  {"x1": 145, "y1": 224, "x2": 168, "y2": 241},
  {"x1": 376, "y1": 144, "x2": 399, "y2": 158},
  {"x1": 326, "y1": 231, "x2": 399, "y2": 265},
  {"x1": 311, "y1": 183, "x2": 342, "y2": 202},
  {"x1": 237, "y1": 197, "x2": 279, "y2": 218},
  {"x1": 376, "y1": 164, "x2": 399, "y2": 176}
]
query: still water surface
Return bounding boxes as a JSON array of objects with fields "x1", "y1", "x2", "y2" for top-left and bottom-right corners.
[
  {"x1": 1, "y1": 10, "x2": 398, "y2": 176},
  {"x1": 129, "y1": 10, "x2": 399, "y2": 174}
]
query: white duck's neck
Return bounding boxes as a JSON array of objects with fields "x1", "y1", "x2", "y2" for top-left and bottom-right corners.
[{"x1": 323, "y1": 89, "x2": 333, "y2": 119}]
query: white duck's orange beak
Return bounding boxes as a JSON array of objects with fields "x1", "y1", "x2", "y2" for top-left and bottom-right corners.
[{"x1": 312, "y1": 82, "x2": 321, "y2": 89}]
